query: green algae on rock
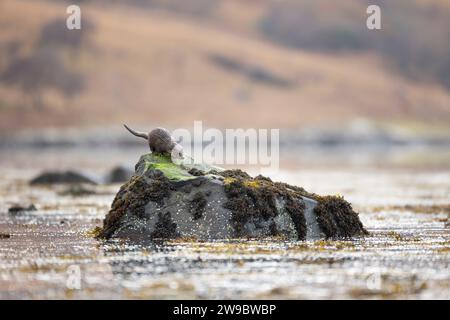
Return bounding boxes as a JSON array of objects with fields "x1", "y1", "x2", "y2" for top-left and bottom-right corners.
[{"x1": 98, "y1": 153, "x2": 367, "y2": 241}]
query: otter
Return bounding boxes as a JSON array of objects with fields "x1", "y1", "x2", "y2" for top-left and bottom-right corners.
[{"x1": 123, "y1": 124, "x2": 183, "y2": 158}]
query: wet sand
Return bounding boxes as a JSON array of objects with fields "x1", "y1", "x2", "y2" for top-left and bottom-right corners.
[{"x1": 0, "y1": 147, "x2": 449, "y2": 299}]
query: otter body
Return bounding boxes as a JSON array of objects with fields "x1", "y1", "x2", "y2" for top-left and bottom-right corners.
[{"x1": 124, "y1": 124, "x2": 183, "y2": 158}]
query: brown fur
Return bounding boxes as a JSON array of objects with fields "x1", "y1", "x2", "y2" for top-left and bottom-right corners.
[{"x1": 124, "y1": 124, "x2": 181, "y2": 155}]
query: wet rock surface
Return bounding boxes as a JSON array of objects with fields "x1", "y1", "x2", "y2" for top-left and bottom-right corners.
[{"x1": 99, "y1": 154, "x2": 367, "y2": 240}]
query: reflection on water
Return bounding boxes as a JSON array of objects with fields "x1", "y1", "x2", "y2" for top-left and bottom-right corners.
[{"x1": 0, "y1": 146, "x2": 449, "y2": 299}]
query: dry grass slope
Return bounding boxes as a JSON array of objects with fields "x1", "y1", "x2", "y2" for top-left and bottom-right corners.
[{"x1": 0, "y1": 0, "x2": 449, "y2": 134}]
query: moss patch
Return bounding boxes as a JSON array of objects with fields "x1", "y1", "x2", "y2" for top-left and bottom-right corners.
[
  {"x1": 143, "y1": 154, "x2": 196, "y2": 181},
  {"x1": 314, "y1": 195, "x2": 368, "y2": 238}
]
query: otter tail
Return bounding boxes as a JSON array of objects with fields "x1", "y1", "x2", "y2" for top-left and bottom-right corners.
[{"x1": 123, "y1": 124, "x2": 148, "y2": 140}]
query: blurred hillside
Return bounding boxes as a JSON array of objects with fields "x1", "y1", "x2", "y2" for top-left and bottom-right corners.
[{"x1": 0, "y1": 0, "x2": 449, "y2": 137}]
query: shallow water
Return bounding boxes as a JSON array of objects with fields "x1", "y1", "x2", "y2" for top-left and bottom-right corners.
[{"x1": 0, "y1": 147, "x2": 449, "y2": 299}]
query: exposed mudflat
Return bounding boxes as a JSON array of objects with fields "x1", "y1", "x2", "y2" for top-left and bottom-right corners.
[{"x1": 0, "y1": 147, "x2": 449, "y2": 299}]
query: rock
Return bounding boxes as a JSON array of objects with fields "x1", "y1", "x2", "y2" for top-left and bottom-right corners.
[
  {"x1": 30, "y1": 170, "x2": 97, "y2": 185},
  {"x1": 8, "y1": 204, "x2": 37, "y2": 214},
  {"x1": 0, "y1": 233, "x2": 11, "y2": 239},
  {"x1": 105, "y1": 166, "x2": 134, "y2": 183},
  {"x1": 98, "y1": 153, "x2": 367, "y2": 241}
]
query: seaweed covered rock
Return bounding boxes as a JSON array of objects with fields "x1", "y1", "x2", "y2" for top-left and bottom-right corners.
[{"x1": 99, "y1": 153, "x2": 367, "y2": 241}]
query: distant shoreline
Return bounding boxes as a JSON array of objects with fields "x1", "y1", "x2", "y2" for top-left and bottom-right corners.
[{"x1": 1, "y1": 127, "x2": 449, "y2": 149}]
